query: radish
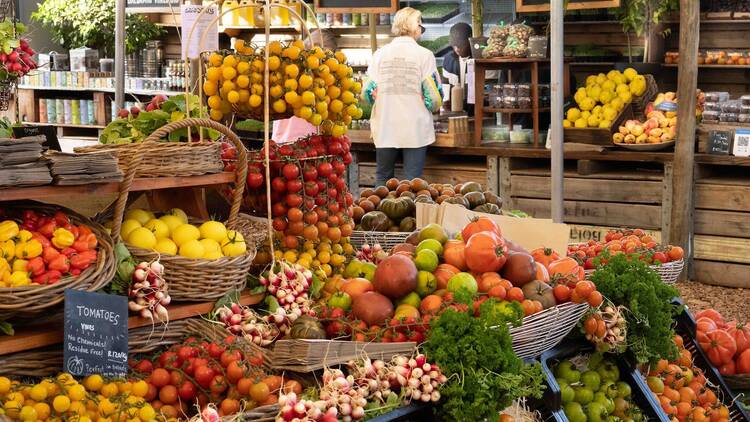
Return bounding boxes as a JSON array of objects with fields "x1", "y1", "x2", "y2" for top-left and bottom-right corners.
[{"x1": 127, "y1": 259, "x2": 170, "y2": 323}]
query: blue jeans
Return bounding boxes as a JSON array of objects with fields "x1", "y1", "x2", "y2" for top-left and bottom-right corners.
[{"x1": 375, "y1": 146, "x2": 428, "y2": 187}]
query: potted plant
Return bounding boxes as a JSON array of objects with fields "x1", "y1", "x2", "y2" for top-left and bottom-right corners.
[{"x1": 618, "y1": 0, "x2": 678, "y2": 71}]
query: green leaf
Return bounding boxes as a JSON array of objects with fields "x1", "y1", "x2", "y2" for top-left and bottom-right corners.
[
  {"x1": 310, "y1": 273, "x2": 323, "y2": 299},
  {"x1": 0, "y1": 321, "x2": 14, "y2": 336},
  {"x1": 264, "y1": 296, "x2": 280, "y2": 312},
  {"x1": 211, "y1": 289, "x2": 241, "y2": 319}
]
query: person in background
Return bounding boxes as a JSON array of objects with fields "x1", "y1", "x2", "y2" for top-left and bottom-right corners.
[
  {"x1": 271, "y1": 29, "x2": 337, "y2": 143},
  {"x1": 363, "y1": 7, "x2": 443, "y2": 187},
  {"x1": 442, "y1": 22, "x2": 472, "y2": 84}
]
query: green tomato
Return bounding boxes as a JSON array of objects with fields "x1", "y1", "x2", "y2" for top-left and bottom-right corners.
[
  {"x1": 587, "y1": 401, "x2": 607, "y2": 422},
  {"x1": 573, "y1": 386, "x2": 594, "y2": 405},
  {"x1": 358, "y1": 262, "x2": 377, "y2": 281},
  {"x1": 601, "y1": 381, "x2": 619, "y2": 399},
  {"x1": 556, "y1": 361, "x2": 581, "y2": 384},
  {"x1": 560, "y1": 383, "x2": 575, "y2": 404},
  {"x1": 343, "y1": 259, "x2": 362, "y2": 278},
  {"x1": 327, "y1": 291, "x2": 352, "y2": 310},
  {"x1": 416, "y1": 271, "x2": 437, "y2": 297},
  {"x1": 414, "y1": 249, "x2": 439, "y2": 272},
  {"x1": 594, "y1": 392, "x2": 615, "y2": 414},
  {"x1": 581, "y1": 370, "x2": 601, "y2": 391},
  {"x1": 397, "y1": 292, "x2": 421, "y2": 309},
  {"x1": 563, "y1": 402, "x2": 587, "y2": 422},
  {"x1": 416, "y1": 239, "x2": 443, "y2": 256},
  {"x1": 589, "y1": 352, "x2": 604, "y2": 369},
  {"x1": 616, "y1": 381, "x2": 632, "y2": 398},
  {"x1": 597, "y1": 361, "x2": 620, "y2": 383}
]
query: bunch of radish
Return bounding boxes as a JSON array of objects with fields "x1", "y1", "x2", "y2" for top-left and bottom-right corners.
[
  {"x1": 216, "y1": 303, "x2": 279, "y2": 346},
  {"x1": 388, "y1": 354, "x2": 446, "y2": 404},
  {"x1": 128, "y1": 260, "x2": 170, "y2": 322},
  {"x1": 355, "y1": 243, "x2": 386, "y2": 264},
  {"x1": 318, "y1": 368, "x2": 368, "y2": 421},
  {"x1": 583, "y1": 302, "x2": 627, "y2": 353},
  {"x1": 260, "y1": 261, "x2": 316, "y2": 321},
  {"x1": 277, "y1": 392, "x2": 338, "y2": 422},
  {"x1": 1, "y1": 39, "x2": 37, "y2": 77},
  {"x1": 347, "y1": 358, "x2": 393, "y2": 403}
]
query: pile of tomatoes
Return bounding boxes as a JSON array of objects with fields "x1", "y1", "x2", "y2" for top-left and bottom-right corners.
[
  {"x1": 645, "y1": 334, "x2": 733, "y2": 422},
  {"x1": 128, "y1": 335, "x2": 297, "y2": 419},
  {"x1": 567, "y1": 228, "x2": 684, "y2": 270},
  {"x1": 693, "y1": 308, "x2": 750, "y2": 376}
]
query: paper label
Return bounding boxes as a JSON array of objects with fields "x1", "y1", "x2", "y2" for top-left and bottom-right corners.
[{"x1": 182, "y1": 4, "x2": 219, "y2": 60}]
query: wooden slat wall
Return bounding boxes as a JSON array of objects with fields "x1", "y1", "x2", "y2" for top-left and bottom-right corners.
[{"x1": 358, "y1": 161, "x2": 487, "y2": 189}]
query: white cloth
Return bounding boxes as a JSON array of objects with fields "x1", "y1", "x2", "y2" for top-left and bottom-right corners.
[
  {"x1": 367, "y1": 36, "x2": 439, "y2": 149},
  {"x1": 443, "y1": 59, "x2": 497, "y2": 105}
]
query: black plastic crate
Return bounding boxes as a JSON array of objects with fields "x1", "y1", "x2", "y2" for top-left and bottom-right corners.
[
  {"x1": 671, "y1": 298, "x2": 750, "y2": 422},
  {"x1": 539, "y1": 341, "x2": 669, "y2": 422}
]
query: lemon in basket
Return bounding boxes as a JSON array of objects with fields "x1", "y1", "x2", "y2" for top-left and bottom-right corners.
[
  {"x1": 221, "y1": 230, "x2": 247, "y2": 257},
  {"x1": 125, "y1": 209, "x2": 154, "y2": 226},
  {"x1": 154, "y1": 238, "x2": 178, "y2": 255},
  {"x1": 159, "y1": 215, "x2": 183, "y2": 234},
  {"x1": 199, "y1": 221, "x2": 228, "y2": 243},
  {"x1": 172, "y1": 224, "x2": 201, "y2": 247},
  {"x1": 179, "y1": 239, "x2": 205, "y2": 259},
  {"x1": 120, "y1": 219, "x2": 142, "y2": 239},
  {"x1": 128, "y1": 228, "x2": 157, "y2": 250},
  {"x1": 144, "y1": 219, "x2": 170, "y2": 239}
]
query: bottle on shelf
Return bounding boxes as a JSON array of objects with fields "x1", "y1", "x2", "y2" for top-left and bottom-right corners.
[
  {"x1": 221, "y1": 0, "x2": 240, "y2": 27},
  {"x1": 238, "y1": 0, "x2": 255, "y2": 26}
]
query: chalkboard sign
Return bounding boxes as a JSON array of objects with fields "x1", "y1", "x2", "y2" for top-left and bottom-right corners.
[
  {"x1": 708, "y1": 130, "x2": 732, "y2": 155},
  {"x1": 13, "y1": 125, "x2": 61, "y2": 151},
  {"x1": 314, "y1": 0, "x2": 397, "y2": 13},
  {"x1": 64, "y1": 290, "x2": 128, "y2": 377},
  {"x1": 516, "y1": 0, "x2": 620, "y2": 12},
  {"x1": 126, "y1": 0, "x2": 181, "y2": 13}
]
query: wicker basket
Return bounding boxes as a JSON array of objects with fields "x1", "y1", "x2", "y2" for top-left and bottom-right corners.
[
  {"x1": 220, "y1": 405, "x2": 279, "y2": 422},
  {"x1": 584, "y1": 259, "x2": 684, "y2": 285},
  {"x1": 110, "y1": 118, "x2": 252, "y2": 302},
  {"x1": 722, "y1": 374, "x2": 750, "y2": 392},
  {"x1": 271, "y1": 339, "x2": 417, "y2": 372},
  {"x1": 631, "y1": 74, "x2": 658, "y2": 118},
  {"x1": 350, "y1": 230, "x2": 413, "y2": 251},
  {"x1": 509, "y1": 302, "x2": 590, "y2": 359},
  {"x1": 0, "y1": 201, "x2": 116, "y2": 319},
  {"x1": 75, "y1": 140, "x2": 223, "y2": 178},
  {"x1": 0, "y1": 348, "x2": 63, "y2": 378}
]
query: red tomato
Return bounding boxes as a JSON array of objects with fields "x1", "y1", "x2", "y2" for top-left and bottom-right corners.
[
  {"x1": 246, "y1": 172, "x2": 264, "y2": 189},
  {"x1": 461, "y1": 217, "x2": 501, "y2": 242},
  {"x1": 271, "y1": 176, "x2": 287, "y2": 192},
  {"x1": 286, "y1": 194, "x2": 303, "y2": 208},
  {"x1": 220, "y1": 350, "x2": 242, "y2": 368},
  {"x1": 178, "y1": 381, "x2": 197, "y2": 401},
  {"x1": 302, "y1": 165, "x2": 318, "y2": 181},
  {"x1": 464, "y1": 231, "x2": 507, "y2": 273},
  {"x1": 699, "y1": 329, "x2": 737, "y2": 366},
  {"x1": 317, "y1": 162, "x2": 333, "y2": 177},
  {"x1": 736, "y1": 349, "x2": 750, "y2": 374},
  {"x1": 304, "y1": 181, "x2": 319, "y2": 196},
  {"x1": 553, "y1": 284, "x2": 571, "y2": 303},
  {"x1": 151, "y1": 368, "x2": 170, "y2": 388},
  {"x1": 667, "y1": 246, "x2": 684, "y2": 261},
  {"x1": 194, "y1": 366, "x2": 215, "y2": 389},
  {"x1": 286, "y1": 179, "x2": 302, "y2": 193},
  {"x1": 159, "y1": 351, "x2": 180, "y2": 369},
  {"x1": 652, "y1": 252, "x2": 668, "y2": 264},
  {"x1": 333, "y1": 160, "x2": 346, "y2": 175},
  {"x1": 729, "y1": 322, "x2": 750, "y2": 354},
  {"x1": 719, "y1": 360, "x2": 736, "y2": 376},
  {"x1": 282, "y1": 163, "x2": 300, "y2": 180}
]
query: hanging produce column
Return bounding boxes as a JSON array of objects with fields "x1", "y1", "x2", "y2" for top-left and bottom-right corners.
[{"x1": 204, "y1": 40, "x2": 363, "y2": 136}]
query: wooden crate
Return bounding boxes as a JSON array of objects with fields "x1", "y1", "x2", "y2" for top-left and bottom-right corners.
[
  {"x1": 563, "y1": 103, "x2": 634, "y2": 145},
  {"x1": 433, "y1": 116, "x2": 471, "y2": 147},
  {"x1": 358, "y1": 160, "x2": 487, "y2": 188},
  {"x1": 696, "y1": 123, "x2": 750, "y2": 153}
]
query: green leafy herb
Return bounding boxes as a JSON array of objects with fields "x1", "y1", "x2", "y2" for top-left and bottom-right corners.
[
  {"x1": 590, "y1": 253, "x2": 681, "y2": 365},
  {"x1": 104, "y1": 242, "x2": 135, "y2": 296},
  {"x1": 423, "y1": 298, "x2": 544, "y2": 421},
  {"x1": 364, "y1": 391, "x2": 402, "y2": 418},
  {"x1": 0, "y1": 320, "x2": 14, "y2": 336},
  {"x1": 211, "y1": 289, "x2": 242, "y2": 319}
]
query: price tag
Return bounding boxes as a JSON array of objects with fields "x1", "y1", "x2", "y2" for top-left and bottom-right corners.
[
  {"x1": 63, "y1": 290, "x2": 128, "y2": 377},
  {"x1": 181, "y1": 4, "x2": 219, "y2": 60},
  {"x1": 733, "y1": 129, "x2": 750, "y2": 157},
  {"x1": 707, "y1": 130, "x2": 732, "y2": 155},
  {"x1": 13, "y1": 125, "x2": 61, "y2": 151}
]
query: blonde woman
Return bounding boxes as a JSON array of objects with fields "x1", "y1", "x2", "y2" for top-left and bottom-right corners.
[{"x1": 363, "y1": 7, "x2": 443, "y2": 186}]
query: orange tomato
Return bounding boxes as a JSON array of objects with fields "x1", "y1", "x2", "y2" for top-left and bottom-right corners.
[
  {"x1": 507, "y1": 287, "x2": 525, "y2": 302},
  {"x1": 262, "y1": 376, "x2": 282, "y2": 393},
  {"x1": 159, "y1": 385, "x2": 178, "y2": 405},
  {"x1": 249, "y1": 382, "x2": 270, "y2": 403},
  {"x1": 587, "y1": 290, "x2": 603, "y2": 307},
  {"x1": 419, "y1": 295, "x2": 443, "y2": 314},
  {"x1": 283, "y1": 380, "x2": 303, "y2": 395},
  {"x1": 220, "y1": 398, "x2": 240, "y2": 415}
]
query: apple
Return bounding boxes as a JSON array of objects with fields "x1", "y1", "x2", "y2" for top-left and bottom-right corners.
[
  {"x1": 618, "y1": 126, "x2": 629, "y2": 135},
  {"x1": 631, "y1": 125, "x2": 644, "y2": 136}
]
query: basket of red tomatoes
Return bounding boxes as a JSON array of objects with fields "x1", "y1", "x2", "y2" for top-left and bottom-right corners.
[{"x1": 567, "y1": 228, "x2": 685, "y2": 284}]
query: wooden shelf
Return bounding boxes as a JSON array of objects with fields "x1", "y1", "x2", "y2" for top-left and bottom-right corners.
[
  {"x1": 487, "y1": 107, "x2": 551, "y2": 113},
  {"x1": 662, "y1": 64, "x2": 750, "y2": 69},
  {"x1": 695, "y1": 154, "x2": 750, "y2": 167},
  {"x1": 18, "y1": 85, "x2": 183, "y2": 97},
  {"x1": 0, "y1": 172, "x2": 236, "y2": 201},
  {"x1": 219, "y1": 25, "x2": 299, "y2": 34},
  {"x1": 476, "y1": 57, "x2": 550, "y2": 64},
  {"x1": 0, "y1": 292, "x2": 264, "y2": 356},
  {"x1": 24, "y1": 122, "x2": 105, "y2": 129}
]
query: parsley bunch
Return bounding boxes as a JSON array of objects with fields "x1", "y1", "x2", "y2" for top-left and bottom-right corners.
[
  {"x1": 590, "y1": 253, "x2": 681, "y2": 365},
  {"x1": 423, "y1": 296, "x2": 544, "y2": 421}
]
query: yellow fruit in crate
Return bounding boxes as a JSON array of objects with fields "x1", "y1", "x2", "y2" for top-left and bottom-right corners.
[
  {"x1": 210, "y1": 109, "x2": 224, "y2": 121},
  {"x1": 154, "y1": 238, "x2": 178, "y2": 255},
  {"x1": 586, "y1": 85, "x2": 601, "y2": 102},
  {"x1": 603, "y1": 106, "x2": 617, "y2": 121},
  {"x1": 618, "y1": 91, "x2": 633, "y2": 104},
  {"x1": 125, "y1": 209, "x2": 155, "y2": 225},
  {"x1": 238, "y1": 89, "x2": 250, "y2": 104},
  {"x1": 579, "y1": 97, "x2": 595, "y2": 111},
  {"x1": 585, "y1": 75, "x2": 597, "y2": 86},
  {"x1": 144, "y1": 219, "x2": 170, "y2": 239},
  {"x1": 209, "y1": 53, "x2": 223, "y2": 67},
  {"x1": 563, "y1": 119, "x2": 572, "y2": 128},
  {"x1": 222, "y1": 66, "x2": 237, "y2": 80},
  {"x1": 306, "y1": 55, "x2": 320, "y2": 69},
  {"x1": 601, "y1": 80, "x2": 616, "y2": 92},
  {"x1": 598, "y1": 90, "x2": 614, "y2": 104},
  {"x1": 0, "y1": 377, "x2": 12, "y2": 394},
  {"x1": 599, "y1": 119, "x2": 612, "y2": 128},
  {"x1": 208, "y1": 95, "x2": 222, "y2": 110},
  {"x1": 606, "y1": 70, "x2": 620, "y2": 80},
  {"x1": 341, "y1": 90, "x2": 356, "y2": 104},
  {"x1": 285, "y1": 63, "x2": 300, "y2": 79},
  {"x1": 330, "y1": 99, "x2": 344, "y2": 113},
  {"x1": 200, "y1": 239, "x2": 223, "y2": 259},
  {"x1": 120, "y1": 219, "x2": 142, "y2": 240},
  {"x1": 613, "y1": 133, "x2": 625, "y2": 143},
  {"x1": 52, "y1": 395, "x2": 71, "y2": 413},
  {"x1": 268, "y1": 41, "x2": 283, "y2": 55},
  {"x1": 236, "y1": 74, "x2": 250, "y2": 88},
  {"x1": 284, "y1": 46, "x2": 301, "y2": 60},
  {"x1": 68, "y1": 384, "x2": 86, "y2": 401},
  {"x1": 199, "y1": 221, "x2": 228, "y2": 242},
  {"x1": 270, "y1": 84, "x2": 283, "y2": 98},
  {"x1": 236, "y1": 61, "x2": 250, "y2": 75},
  {"x1": 613, "y1": 74, "x2": 626, "y2": 85},
  {"x1": 610, "y1": 97, "x2": 624, "y2": 111},
  {"x1": 29, "y1": 384, "x2": 47, "y2": 401},
  {"x1": 227, "y1": 90, "x2": 240, "y2": 104},
  {"x1": 283, "y1": 249, "x2": 298, "y2": 263},
  {"x1": 310, "y1": 113, "x2": 323, "y2": 126},
  {"x1": 166, "y1": 208, "x2": 188, "y2": 223},
  {"x1": 587, "y1": 114, "x2": 601, "y2": 128},
  {"x1": 623, "y1": 67, "x2": 638, "y2": 82},
  {"x1": 630, "y1": 79, "x2": 646, "y2": 96},
  {"x1": 592, "y1": 105, "x2": 603, "y2": 116},
  {"x1": 574, "y1": 118, "x2": 587, "y2": 128},
  {"x1": 299, "y1": 106, "x2": 313, "y2": 120},
  {"x1": 595, "y1": 73, "x2": 607, "y2": 85},
  {"x1": 172, "y1": 224, "x2": 201, "y2": 246},
  {"x1": 284, "y1": 91, "x2": 299, "y2": 105},
  {"x1": 299, "y1": 74, "x2": 313, "y2": 89},
  {"x1": 566, "y1": 107, "x2": 581, "y2": 121},
  {"x1": 616, "y1": 84, "x2": 630, "y2": 95},
  {"x1": 179, "y1": 239, "x2": 205, "y2": 259},
  {"x1": 301, "y1": 91, "x2": 315, "y2": 105},
  {"x1": 128, "y1": 228, "x2": 157, "y2": 250},
  {"x1": 268, "y1": 56, "x2": 281, "y2": 71}
]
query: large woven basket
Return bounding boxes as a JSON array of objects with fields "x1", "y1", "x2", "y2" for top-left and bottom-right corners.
[
  {"x1": 0, "y1": 348, "x2": 63, "y2": 378},
  {"x1": 350, "y1": 230, "x2": 413, "y2": 251},
  {"x1": 75, "y1": 140, "x2": 223, "y2": 178},
  {"x1": 110, "y1": 118, "x2": 252, "y2": 302},
  {"x1": 0, "y1": 201, "x2": 115, "y2": 319},
  {"x1": 584, "y1": 259, "x2": 684, "y2": 285},
  {"x1": 509, "y1": 302, "x2": 590, "y2": 359}
]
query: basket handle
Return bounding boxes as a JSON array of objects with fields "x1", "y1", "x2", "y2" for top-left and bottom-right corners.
[{"x1": 110, "y1": 118, "x2": 248, "y2": 242}]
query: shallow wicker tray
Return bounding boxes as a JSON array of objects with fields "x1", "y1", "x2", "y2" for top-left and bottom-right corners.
[
  {"x1": 0, "y1": 201, "x2": 115, "y2": 319},
  {"x1": 350, "y1": 230, "x2": 413, "y2": 250},
  {"x1": 509, "y1": 301, "x2": 590, "y2": 359},
  {"x1": 271, "y1": 339, "x2": 417, "y2": 372},
  {"x1": 584, "y1": 259, "x2": 684, "y2": 285}
]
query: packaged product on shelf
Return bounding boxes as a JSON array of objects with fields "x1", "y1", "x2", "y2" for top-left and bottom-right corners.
[
  {"x1": 721, "y1": 100, "x2": 741, "y2": 114},
  {"x1": 503, "y1": 96, "x2": 518, "y2": 109},
  {"x1": 704, "y1": 91, "x2": 730, "y2": 102},
  {"x1": 739, "y1": 114, "x2": 750, "y2": 123},
  {"x1": 38, "y1": 99, "x2": 47, "y2": 123},
  {"x1": 56, "y1": 99, "x2": 64, "y2": 124},
  {"x1": 702, "y1": 110, "x2": 720, "y2": 123},
  {"x1": 72, "y1": 99, "x2": 80, "y2": 125},
  {"x1": 719, "y1": 112, "x2": 739, "y2": 123},
  {"x1": 517, "y1": 96, "x2": 532, "y2": 109},
  {"x1": 503, "y1": 83, "x2": 517, "y2": 97},
  {"x1": 63, "y1": 99, "x2": 72, "y2": 124},
  {"x1": 741, "y1": 94, "x2": 750, "y2": 106},
  {"x1": 516, "y1": 83, "x2": 531, "y2": 97},
  {"x1": 490, "y1": 85, "x2": 503, "y2": 108},
  {"x1": 704, "y1": 102, "x2": 722, "y2": 112}
]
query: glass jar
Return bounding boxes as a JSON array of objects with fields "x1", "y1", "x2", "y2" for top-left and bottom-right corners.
[
  {"x1": 517, "y1": 96, "x2": 532, "y2": 109},
  {"x1": 503, "y1": 96, "x2": 518, "y2": 109},
  {"x1": 516, "y1": 84, "x2": 531, "y2": 97},
  {"x1": 502, "y1": 83, "x2": 517, "y2": 97}
]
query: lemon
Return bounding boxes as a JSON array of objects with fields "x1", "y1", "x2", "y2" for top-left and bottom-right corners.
[
  {"x1": 125, "y1": 209, "x2": 154, "y2": 225},
  {"x1": 586, "y1": 85, "x2": 602, "y2": 102},
  {"x1": 172, "y1": 224, "x2": 200, "y2": 246},
  {"x1": 574, "y1": 118, "x2": 587, "y2": 128},
  {"x1": 165, "y1": 208, "x2": 188, "y2": 223},
  {"x1": 623, "y1": 67, "x2": 638, "y2": 82},
  {"x1": 563, "y1": 119, "x2": 572, "y2": 128},
  {"x1": 179, "y1": 239, "x2": 205, "y2": 258},
  {"x1": 144, "y1": 219, "x2": 170, "y2": 239},
  {"x1": 598, "y1": 90, "x2": 614, "y2": 104},
  {"x1": 128, "y1": 228, "x2": 157, "y2": 250},
  {"x1": 154, "y1": 238, "x2": 178, "y2": 255},
  {"x1": 566, "y1": 108, "x2": 581, "y2": 121},
  {"x1": 579, "y1": 97, "x2": 596, "y2": 111},
  {"x1": 199, "y1": 221, "x2": 227, "y2": 243},
  {"x1": 120, "y1": 219, "x2": 142, "y2": 239},
  {"x1": 599, "y1": 119, "x2": 612, "y2": 128}
]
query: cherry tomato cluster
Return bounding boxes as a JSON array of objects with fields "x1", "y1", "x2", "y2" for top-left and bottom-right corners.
[
  {"x1": 567, "y1": 228, "x2": 685, "y2": 270},
  {"x1": 128, "y1": 335, "x2": 283, "y2": 419}
]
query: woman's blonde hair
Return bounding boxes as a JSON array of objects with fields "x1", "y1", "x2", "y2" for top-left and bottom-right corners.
[{"x1": 391, "y1": 7, "x2": 422, "y2": 37}]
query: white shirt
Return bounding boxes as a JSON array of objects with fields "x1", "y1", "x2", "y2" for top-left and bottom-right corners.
[{"x1": 367, "y1": 36, "x2": 439, "y2": 149}]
